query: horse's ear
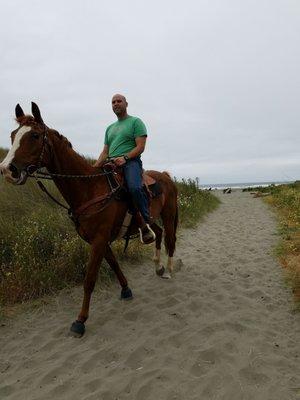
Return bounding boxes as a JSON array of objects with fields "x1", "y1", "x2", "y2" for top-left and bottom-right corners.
[
  {"x1": 15, "y1": 104, "x2": 25, "y2": 119},
  {"x1": 31, "y1": 102, "x2": 43, "y2": 124}
]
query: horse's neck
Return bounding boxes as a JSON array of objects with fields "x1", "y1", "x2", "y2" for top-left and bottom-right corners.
[{"x1": 48, "y1": 134, "x2": 106, "y2": 209}]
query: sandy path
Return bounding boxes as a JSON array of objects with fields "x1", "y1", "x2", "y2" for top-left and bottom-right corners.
[{"x1": 0, "y1": 191, "x2": 299, "y2": 400}]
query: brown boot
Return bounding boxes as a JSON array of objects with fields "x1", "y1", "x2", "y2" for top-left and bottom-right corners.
[{"x1": 139, "y1": 224, "x2": 156, "y2": 245}]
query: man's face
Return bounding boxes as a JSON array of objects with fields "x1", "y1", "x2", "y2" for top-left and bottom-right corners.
[{"x1": 112, "y1": 95, "x2": 127, "y2": 116}]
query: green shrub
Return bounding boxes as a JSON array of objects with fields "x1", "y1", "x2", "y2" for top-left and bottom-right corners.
[
  {"x1": 176, "y1": 178, "x2": 220, "y2": 228},
  {"x1": 263, "y1": 182, "x2": 300, "y2": 301}
]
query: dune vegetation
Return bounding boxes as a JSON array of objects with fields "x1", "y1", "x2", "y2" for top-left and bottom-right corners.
[
  {"x1": 250, "y1": 182, "x2": 300, "y2": 301},
  {"x1": 0, "y1": 148, "x2": 219, "y2": 305},
  {"x1": 176, "y1": 177, "x2": 220, "y2": 228},
  {"x1": 264, "y1": 182, "x2": 300, "y2": 301}
]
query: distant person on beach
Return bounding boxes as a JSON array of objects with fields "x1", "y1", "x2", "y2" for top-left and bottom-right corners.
[{"x1": 94, "y1": 94, "x2": 155, "y2": 244}]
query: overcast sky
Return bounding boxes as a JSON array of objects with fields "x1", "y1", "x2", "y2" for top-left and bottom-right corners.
[{"x1": 1, "y1": 0, "x2": 299, "y2": 184}]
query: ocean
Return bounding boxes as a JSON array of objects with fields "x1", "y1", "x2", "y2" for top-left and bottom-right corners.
[{"x1": 199, "y1": 181, "x2": 292, "y2": 190}]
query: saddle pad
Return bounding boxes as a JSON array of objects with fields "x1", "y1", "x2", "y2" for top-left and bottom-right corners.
[{"x1": 143, "y1": 173, "x2": 156, "y2": 186}]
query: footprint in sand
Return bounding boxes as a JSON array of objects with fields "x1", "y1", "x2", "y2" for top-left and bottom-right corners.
[{"x1": 1, "y1": 192, "x2": 300, "y2": 400}]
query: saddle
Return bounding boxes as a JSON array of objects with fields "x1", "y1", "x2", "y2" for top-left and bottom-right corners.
[
  {"x1": 103, "y1": 162, "x2": 161, "y2": 244},
  {"x1": 103, "y1": 162, "x2": 161, "y2": 199},
  {"x1": 74, "y1": 163, "x2": 161, "y2": 218}
]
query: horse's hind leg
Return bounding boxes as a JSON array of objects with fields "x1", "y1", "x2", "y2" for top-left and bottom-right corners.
[
  {"x1": 104, "y1": 245, "x2": 133, "y2": 300},
  {"x1": 161, "y1": 212, "x2": 177, "y2": 279},
  {"x1": 151, "y1": 223, "x2": 164, "y2": 276}
]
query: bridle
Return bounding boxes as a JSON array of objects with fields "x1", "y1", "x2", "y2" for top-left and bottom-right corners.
[
  {"x1": 22, "y1": 123, "x2": 122, "y2": 219},
  {"x1": 25, "y1": 122, "x2": 48, "y2": 176},
  {"x1": 26, "y1": 124, "x2": 113, "y2": 179}
]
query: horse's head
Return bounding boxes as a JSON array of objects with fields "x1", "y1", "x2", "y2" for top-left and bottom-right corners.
[{"x1": 0, "y1": 102, "x2": 48, "y2": 185}]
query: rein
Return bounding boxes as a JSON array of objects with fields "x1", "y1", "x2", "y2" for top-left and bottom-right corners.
[
  {"x1": 29, "y1": 170, "x2": 114, "y2": 179},
  {"x1": 27, "y1": 123, "x2": 114, "y2": 180},
  {"x1": 35, "y1": 180, "x2": 69, "y2": 211}
]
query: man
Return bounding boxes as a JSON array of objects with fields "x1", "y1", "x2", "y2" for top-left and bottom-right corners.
[{"x1": 94, "y1": 94, "x2": 156, "y2": 244}]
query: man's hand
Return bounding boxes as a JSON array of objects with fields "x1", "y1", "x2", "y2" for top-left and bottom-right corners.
[
  {"x1": 113, "y1": 156, "x2": 126, "y2": 166},
  {"x1": 94, "y1": 145, "x2": 109, "y2": 168}
]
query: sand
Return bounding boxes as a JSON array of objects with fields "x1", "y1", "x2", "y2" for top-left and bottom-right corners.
[{"x1": 0, "y1": 190, "x2": 299, "y2": 400}]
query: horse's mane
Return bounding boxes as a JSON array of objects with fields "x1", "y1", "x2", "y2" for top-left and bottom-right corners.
[
  {"x1": 162, "y1": 171, "x2": 172, "y2": 179},
  {"x1": 48, "y1": 129, "x2": 73, "y2": 149},
  {"x1": 16, "y1": 115, "x2": 35, "y2": 125},
  {"x1": 16, "y1": 115, "x2": 72, "y2": 148}
]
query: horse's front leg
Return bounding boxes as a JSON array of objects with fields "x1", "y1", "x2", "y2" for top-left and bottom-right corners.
[{"x1": 70, "y1": 236, "x2": 107, "y2": 337}]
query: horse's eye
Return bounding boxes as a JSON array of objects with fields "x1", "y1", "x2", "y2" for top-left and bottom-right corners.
[{"x1": 31, "y1": 132, "x2": 39, "y2": 139}]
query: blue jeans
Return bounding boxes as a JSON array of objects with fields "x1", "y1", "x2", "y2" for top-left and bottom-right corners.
[{"x1": 123, "y1": 158, "x2": 150, "y2": 223}]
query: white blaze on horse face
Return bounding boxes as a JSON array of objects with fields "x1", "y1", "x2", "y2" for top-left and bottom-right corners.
[{"x1": 0, "y1": 126, "x2": 31, "y2": 170}]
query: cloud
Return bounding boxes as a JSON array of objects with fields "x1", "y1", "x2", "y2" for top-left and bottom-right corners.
[{"x1": 1, "y1": 0, "x2": 299, "y2": 183}]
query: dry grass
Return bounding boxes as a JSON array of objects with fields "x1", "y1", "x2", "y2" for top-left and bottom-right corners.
[
  {"x1": 263, "y1": 182, "x2": 300, "y2": 302},
  {"x1": 0, "y1": 148, "x2": 219, "y2": 306}
]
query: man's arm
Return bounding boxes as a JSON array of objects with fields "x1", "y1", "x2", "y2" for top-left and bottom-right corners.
[
  {"x1": 113, "y1": 136, "x2": 147, "y2": 166},
  {"x1": 127, "y1": 136, "x2": 147, "y2": 159},
  {"x1": 93, "y1": 144, "x2": 109, "y2": 167}
]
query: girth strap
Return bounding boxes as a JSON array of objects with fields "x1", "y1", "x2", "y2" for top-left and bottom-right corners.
[{"x1": 74, "y1": 190, "x2": 117, "y2": 216}]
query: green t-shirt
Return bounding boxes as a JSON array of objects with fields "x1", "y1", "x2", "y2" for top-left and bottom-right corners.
[{"x1": 104, "y1": 115, "x2": 147, "y2": 158}]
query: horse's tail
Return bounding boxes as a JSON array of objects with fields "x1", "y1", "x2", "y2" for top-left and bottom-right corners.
[
  {"x1": 164, "y1": 201, "x2": 178, "y2": 256},
  {"x1": 163, "y1": 182, "x2": 178, "y2": 256},
  {"x1": 174, "y1": 202, "x2": 178, "y2": 234}
]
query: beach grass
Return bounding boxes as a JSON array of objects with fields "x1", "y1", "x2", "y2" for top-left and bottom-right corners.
[
  {"x1": 176, "y1": 177, "x2": 220, "y2": 228},
  {"x1": 257, "y1": 182, "x2": 300, "y2": 301},
  {"x1": 0, "y1": 149, "x2": 219, "y2": 305}
]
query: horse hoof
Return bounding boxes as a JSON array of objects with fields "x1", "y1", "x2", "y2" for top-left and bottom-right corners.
[
  {"x1": 121, "y1": 287, "x2": 133, "y2": 301},
  {"x1": 161, "y1": 271, "x2": 172, "y2": 279},
  {"x1": 69, "y1": 320, "x2": 85, "y2": 337},
  {"x1": 156, "y1": 266, "x2": 165, "y2": 277}
]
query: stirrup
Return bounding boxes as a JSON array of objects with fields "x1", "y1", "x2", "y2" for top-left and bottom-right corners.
[{"x1": 138, "y1": 224, "x2": 156, "y2": 245}]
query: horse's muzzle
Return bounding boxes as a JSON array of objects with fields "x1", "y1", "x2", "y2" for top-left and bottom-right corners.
[{"x1": 0, "y1": 163, "x2": 28, "y2": 185}]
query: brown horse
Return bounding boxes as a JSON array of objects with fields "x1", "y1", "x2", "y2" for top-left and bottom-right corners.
[{"x1": 0, "y1": 103, "x2": 178, "y2": 336}]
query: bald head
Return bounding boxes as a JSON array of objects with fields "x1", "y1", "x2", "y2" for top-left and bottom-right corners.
[
  {"x1": 112, "y1": 93, "x2": 127, "y2": 102},
  {"x1": 111, "y1": 94, "x2": 128, "y2": 119}
]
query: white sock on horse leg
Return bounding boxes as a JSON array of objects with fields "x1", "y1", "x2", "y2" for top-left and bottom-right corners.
[
  {"x1": 153, "y1": 248, "x2": 161, "y2": 264},
  {"x1": 167, "y1": 256, "x2": 174, "y2": 273}
]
